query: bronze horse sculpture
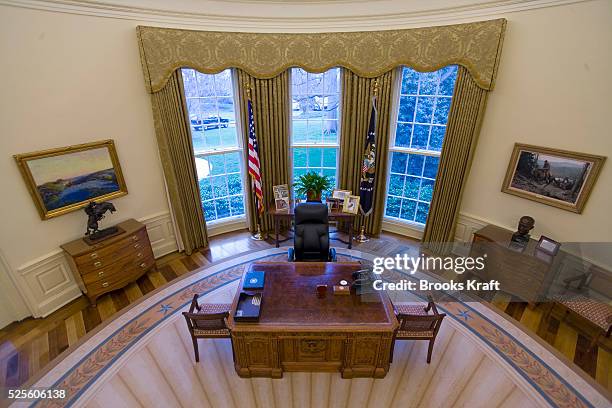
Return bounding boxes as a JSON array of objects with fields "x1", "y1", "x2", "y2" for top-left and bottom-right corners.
[{"x1": 84, "y1": 201, "x2": 116, "y2": 237}]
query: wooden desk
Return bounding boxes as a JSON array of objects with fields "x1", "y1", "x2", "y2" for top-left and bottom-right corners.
[
  {"x1": 469, "y1": 225, "x2": 557, "y2": 306},
  {"x1": 229, "y1": 262, "x2": 397, "y2": 379},
  {"x1": 269, "y1": 204, "x2": 356, "y2": 249}
]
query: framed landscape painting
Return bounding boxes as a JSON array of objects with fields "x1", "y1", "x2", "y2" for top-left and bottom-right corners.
[
  {"x1": 14, "y1": 140, "x2": 128, "y2": 219},
  {"x1": 501, "y1": 143, "x2": 605, "y2": 213}
]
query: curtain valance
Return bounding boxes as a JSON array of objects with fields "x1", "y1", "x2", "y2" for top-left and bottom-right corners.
[{"x1": 137, "y1": 19, "x2": 506, "y2": 93}]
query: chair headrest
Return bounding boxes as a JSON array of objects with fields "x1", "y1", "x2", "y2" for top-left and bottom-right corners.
[{"x1": 295, "y1": 203, "x2": 328, "y2": 224}]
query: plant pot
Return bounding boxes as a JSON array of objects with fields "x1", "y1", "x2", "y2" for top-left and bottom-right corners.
[{"x1": 306, "y1": 190, "x2": 322, "y2": 202}]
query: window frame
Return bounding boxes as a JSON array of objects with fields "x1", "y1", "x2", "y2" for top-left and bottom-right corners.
[
  {"x1": 289, "y1": 68, "x2": 342, "y2": 198},
  {"x1": 383, "y1": 66, "x2": 455, "y2": 230},
  {"x1": 182, "y1": 68, "x2": 248, "y2": 228}
]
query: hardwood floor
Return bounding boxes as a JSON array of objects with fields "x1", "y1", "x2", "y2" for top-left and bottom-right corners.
[{"x1": 0, "y1": 229, "x2": 610, "y2": 395}]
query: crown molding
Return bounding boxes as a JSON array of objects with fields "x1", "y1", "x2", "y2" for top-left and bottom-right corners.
[{"x1": 0, "y1": 0, "x2": 591, "y2": 31}]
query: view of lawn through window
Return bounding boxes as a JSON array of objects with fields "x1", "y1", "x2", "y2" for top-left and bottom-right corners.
[
  {"x1": 385, "y1": 66, "x2": 458, "y2": 225},
  {"x1": 291, "y1": 68, "x2": 341, "y2": 199},
  {"x1": 181, "y1": 68, "x2": 245, "y2": 222}
]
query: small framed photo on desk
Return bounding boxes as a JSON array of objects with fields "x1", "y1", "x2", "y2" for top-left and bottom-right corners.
[
  {"x1": 332, "y1": 189, "x2": 351, "y2": 201},
  {"x1": 536, "y1": 235, "x2": 561, "y2": 256},
  {"x1": 343, "y1": 195, "x2": 360, "y2": 214}
]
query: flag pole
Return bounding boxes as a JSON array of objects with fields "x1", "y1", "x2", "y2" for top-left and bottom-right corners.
[
  {"x1": 356, "y1": 79, "x2": 379, "y2": 244},
  {"x1": 246, "y1": 83, "x2": 266, "y2": 241}
]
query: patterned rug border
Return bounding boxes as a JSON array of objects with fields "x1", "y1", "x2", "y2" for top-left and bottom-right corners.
[{"x1": 22, "y1": 248, "x2": 606, "y2": 408}]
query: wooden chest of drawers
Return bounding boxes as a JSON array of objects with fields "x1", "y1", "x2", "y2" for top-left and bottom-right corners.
[{"x1": 61, "y1": 219, "x2": 155, "y2": 305}]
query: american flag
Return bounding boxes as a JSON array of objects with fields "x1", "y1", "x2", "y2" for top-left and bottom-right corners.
[{"x1": 247, "y1": 100, "x2": 264, "y2": 214}]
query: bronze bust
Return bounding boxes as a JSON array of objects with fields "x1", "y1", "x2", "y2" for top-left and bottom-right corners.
[{"x1": 511, "y1": 216, "x2": 535, "y2": 246}]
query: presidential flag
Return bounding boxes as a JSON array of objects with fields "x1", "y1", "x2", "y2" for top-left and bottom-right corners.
[
  {"x1": 247, "y1": 100, "x2": 264, "y2": 214},
  {"x1": 359, "y1": 96, "x2": 377, "y2": 216}
]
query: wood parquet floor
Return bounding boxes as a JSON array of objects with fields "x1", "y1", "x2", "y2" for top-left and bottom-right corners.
[{"x1": 1, "y1": 229, "x2": 610, "y2": 396}]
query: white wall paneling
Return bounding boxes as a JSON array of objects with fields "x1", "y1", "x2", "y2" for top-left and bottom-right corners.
[{"x1": 10, "y1": 212, "x2": 178, "y2": 319}]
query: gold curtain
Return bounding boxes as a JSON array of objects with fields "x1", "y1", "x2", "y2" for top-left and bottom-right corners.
[
  {"x1": 137, "y1": 19, "x2": 506, "y2": 93},
  {"x1": 422, "y1": 66, "x2": 488, "y2": 253},
  {"x1": 236, "y1": 69, "x2": 291, "y2": 233},
  {"x1": 338, "y1": 69, "x2": 395, "y2": 236},
  {"x1": 150, "y1": 70, "x2": 208, "y2": 254}
]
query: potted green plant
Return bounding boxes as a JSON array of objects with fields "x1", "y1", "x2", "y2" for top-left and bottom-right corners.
[{"x1": 294, "y1": 172, "x2": 332, "y2": 202}]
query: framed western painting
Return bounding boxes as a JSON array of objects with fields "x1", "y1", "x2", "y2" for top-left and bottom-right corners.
[
  {"x1": 502, "y1": 144, "x2": 605, "y2": 213},
  {"x1": 14, "y1": 140, "x2": 128, "y2": 220}
]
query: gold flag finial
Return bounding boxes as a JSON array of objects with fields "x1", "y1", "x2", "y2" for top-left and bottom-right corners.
[
  {"x1": 245, "y1": 81, "x2": 252, "y2": 99},
  {"x1": 372, "y1": 79, "x2": 379, "y2": 97}
]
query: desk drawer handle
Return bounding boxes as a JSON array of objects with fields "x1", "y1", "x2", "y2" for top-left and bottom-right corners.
[
  {"x1": 134, "y1": 243, "x2": 141, "y2": 249},
  {"x1": 136, "y1": 252, "x2": 143, "y2": 258},
  {"x1": 98, "y1": 271, "x2": 105, "y2": 277},
  {"x1": 101, "y1": 282, "x2": 109, "y2": 288},
  {"x1": 139, "y1": 262, "x2": 147, "y2": 268},
  {"x1": 90, "y1": 253, "x2": 98, "y2": 259},
  {"x1": 94, "y1": 261, "x2": 102, "y2": 268},
  {"x1": 131, "y1": 236, "x2": 139, "y2": 242}
]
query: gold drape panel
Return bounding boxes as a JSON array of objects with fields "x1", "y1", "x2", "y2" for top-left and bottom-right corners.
[
  {"x1": 137, "y1": 19, "x2": 506, "y2": 92},
  {"x1": 338, "y1": 69, "x2": 395, "y2": 236},
  {"x1": 236, "y1": 69, "x2": 291, "y2": 233},
  {"x1": 422, "y1": 66, "x2": 488, "y2": 253},
  {"x1": 150, "y1": 70, "x2": 208, "y2": 254}
]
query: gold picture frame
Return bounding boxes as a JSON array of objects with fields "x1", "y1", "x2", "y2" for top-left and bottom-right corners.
[
  {"x1": 13, "y1": 140, "x2": 128, "y2": 220},
  {"x1": 342, "y1": 195, "x2": 360, "y2": 214},
  {"x1": 501, "y1": 143, "x2": 605, "y2": 214}
]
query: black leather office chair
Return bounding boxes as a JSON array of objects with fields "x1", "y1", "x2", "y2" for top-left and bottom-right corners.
[{"x1": 288, "y1": 203, "x2": 336, "y2": 262}]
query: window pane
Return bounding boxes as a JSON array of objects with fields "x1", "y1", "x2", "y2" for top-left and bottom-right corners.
[
  {"x1": 423, "y1": 156, "x2": 440, "y2": 179},
  {"x1": 429, "y1": 126, "x2": 445, "y2": 151},
  {"x1": 226, "y1": 152, "x2": 240, "y2": 173},
  {"x1": 199, "y1": 179, "x2": 213, "y2": 201},
  {"x1": 208, "y1": 155, "x2": 225, "y2": 176},
  {"x1": 419, "y1": 179, "x2": 435, "y2": 202},
  {"x1": 215, "y1": 198, "x2": 231, "y2": 219},
  {"x1": 415, "y1": 96, "x2": 434, "y2": 123},
  {"x1": 404, "y1": 176, "x2": 421, "y2": 199},
  {"x1": 292, "y1": 120, "x2": 308, "y2": 143},
  {"x1": 400, "y1": 199, "x2": 417, "y2": 221},
  {"x1": 395, "y1": 123, "x2": 412, "y2": 148},
  {"x1": 385, "y1": 196, "x2": 401, "y2": 218},
  {"x1": 439, "y1": 66, "x2": 458, "y2": 96},
  {"x1": 308, "y1": 148, "x2": 323, "y2": 167},
  {"x1": 227, "y1": 173, "x2": 242, "y2": 195},
  {"x1": 407, "y1": 154, "x2": 424, "y2": 176},
  {"x1": 415, "y1": 202, "x2": 430, "y2": 224},
  {"x1": 307, "y1": 120, "x2": 323, "y2": 144},
  {"x1": 418, "y1": 72, "x2": 438, "y2": 95},
  {"x1": 401, "y1": 69, "x2": 419, "y2": 95},
  {"x1": 230, "y1": 195, "x2": 245, "y2": 216},
  {"x1": 398, "y1": 96, "x2": 415, "y2": 122},
  {"x1": 294, "y1": 148, "x2": 307, "y2": 167},
  {"x1": 390, "y1": 152, "x2": 408, "y2": 174},
  {"x1": 411, "y1": 125, "x2": 429, "y2": 150},
  {"x1": 388, "y1": 174, "x2": 405, "y2": 196},
  {"x1": 203, "y1": 202, "x2": 217, "y2": 221},
  {"x1": 322, "y1": 148, "x2": 336, "y2": 168},
  {"x1": 433, "y1": 97, "x2": 452, "y2": 125},
  {"x1": 384, "y1": 65, "x2": 458, "y2": 225}
]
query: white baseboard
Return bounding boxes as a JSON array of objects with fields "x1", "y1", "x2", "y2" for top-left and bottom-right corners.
[{"x1": 13, "y1": 212, "x2": 178, "y2": 318}]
